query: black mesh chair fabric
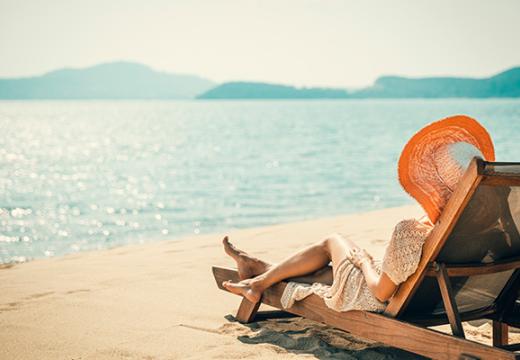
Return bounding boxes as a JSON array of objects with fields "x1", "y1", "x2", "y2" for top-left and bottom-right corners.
[{"x1": 402, "y1": 163, "x2": 520, "y2": 319}]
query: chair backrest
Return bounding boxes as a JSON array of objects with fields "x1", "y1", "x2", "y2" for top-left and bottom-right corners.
[{"x1": 385, "y1": 159, "x2": 520, "y2": 319}]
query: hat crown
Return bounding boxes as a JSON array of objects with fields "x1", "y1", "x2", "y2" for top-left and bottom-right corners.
[
  {"x1": 434, "y1": 142, "x2": 483, "y2": 191},
  {"x1": 398, "y1": 115, "x2": 495, "y2": 223}
]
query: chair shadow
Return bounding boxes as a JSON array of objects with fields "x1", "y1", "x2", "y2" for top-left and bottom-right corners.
[{"x1": 224, "y1": 313, "x2": 426, "y2": 359}]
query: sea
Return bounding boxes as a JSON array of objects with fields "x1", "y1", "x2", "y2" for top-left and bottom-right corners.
[{"x1": 1, "y1": 99, "x2": 519, "y2": 264}]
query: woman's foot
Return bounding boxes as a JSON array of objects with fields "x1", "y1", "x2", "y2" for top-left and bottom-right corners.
[
  {"x1": 222, "y1": 279, "x2": 263, "y2": 303},
  {"x1": 222, "y1": 236, "x2": 271, "y2": 280}
]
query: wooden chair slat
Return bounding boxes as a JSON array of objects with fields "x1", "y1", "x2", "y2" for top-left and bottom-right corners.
[
  {"x1": 436, "y1": 263, "x2": 465, "y2": 338},
  {"x1": 493, "y1": 320, "x2": 509, "y2": 347},
  {"x1": 425, "y1": 257, "x2": 520, "y2": 277}
]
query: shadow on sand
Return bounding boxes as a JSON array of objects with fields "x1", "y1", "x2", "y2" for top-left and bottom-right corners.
[{"x1": 221, "y1": 314, "x2": 425, "y2": 359}]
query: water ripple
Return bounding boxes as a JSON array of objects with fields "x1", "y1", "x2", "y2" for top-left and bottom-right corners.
[{"x1": 1, "y1": 99, "x2": 519, "y2": 263}]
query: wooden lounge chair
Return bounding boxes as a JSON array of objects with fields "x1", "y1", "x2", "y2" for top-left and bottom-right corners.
[{"x1": 213, "y1": 158, "x2": 520, "y2": 359}]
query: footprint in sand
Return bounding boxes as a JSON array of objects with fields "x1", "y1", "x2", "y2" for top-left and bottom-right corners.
[
  {"x1": 27, "y1": 291, "x2": 55, "y2": 299},
  {"x1": 0, "y1": 301, "x2": 22, "y2": 312},
  {"x1": 65, "y1": 288, "x2": 91, "y2": 295}
]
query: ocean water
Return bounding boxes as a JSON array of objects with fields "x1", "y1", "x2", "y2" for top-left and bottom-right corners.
[{"x1": 1, "y1": 99, "x2": 519, "y2": 263}]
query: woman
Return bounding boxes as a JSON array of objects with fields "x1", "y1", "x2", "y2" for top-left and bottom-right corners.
[{"x1": 222, "y1": 115, "x2": 495, "y2": 313}]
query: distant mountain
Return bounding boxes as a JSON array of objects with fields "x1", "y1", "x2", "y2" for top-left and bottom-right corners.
[
  {"x1": 198, "y1": 67, "x2": 520, "y2": 99},
  {"x1": 2, "y1": 62, "x2": 518, "y2": 100},
  {"x1": 197, "y1": 82, "x2": 349, "y2": 99},
  {"x1": 0, "y1": 62, "x2": 215, "y2": 99},
  {"x1": 353, "y1": 67, "x2": 520, "y2": 98}
]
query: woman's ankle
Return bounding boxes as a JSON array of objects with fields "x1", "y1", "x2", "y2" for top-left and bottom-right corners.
[{"x1": 250, "y1": 275, "x2": 272, "y2": 293}]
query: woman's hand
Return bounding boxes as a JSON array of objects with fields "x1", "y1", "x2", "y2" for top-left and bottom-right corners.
[
  {"x1": 347, "y1": 248, "x2": 373, "y2": 268},
  {"x1": 347, "y1": 248, "x2": 398, "y2": 302}
]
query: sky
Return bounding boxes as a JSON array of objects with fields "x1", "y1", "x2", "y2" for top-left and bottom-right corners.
[{"x1": 1, "y1": 0, "x2": 520, "y2": 87}]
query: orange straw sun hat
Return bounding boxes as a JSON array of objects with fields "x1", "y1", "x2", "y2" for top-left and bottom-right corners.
[{"x1": 398, "y1": 115, "x2": 495, "y2": 224}]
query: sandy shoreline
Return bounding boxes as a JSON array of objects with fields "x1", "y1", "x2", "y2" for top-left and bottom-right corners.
[{"x1": 1, "y1": 204, "x2": 517, "y2": 359}]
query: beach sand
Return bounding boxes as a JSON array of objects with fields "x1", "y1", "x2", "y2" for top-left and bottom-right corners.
[{"x1": 1, "y1": 205, "x2": 518, "y2": 359}]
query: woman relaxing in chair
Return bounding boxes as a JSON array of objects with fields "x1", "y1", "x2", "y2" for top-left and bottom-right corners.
[{"x1": 221, "y1": 115, "x2": 495, "y2": 312}]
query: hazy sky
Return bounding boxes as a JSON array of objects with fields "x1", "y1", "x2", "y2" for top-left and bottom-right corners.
[{"x1": 1, "y1": 0, "x2": 519, "y2": 87}]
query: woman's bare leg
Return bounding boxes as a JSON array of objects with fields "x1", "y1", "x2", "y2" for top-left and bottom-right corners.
[
  {"x1": 222, "y1": 236, "x2": 272, "y2": 280},
  {"x1": 223, "y1": 236, "x2": 333, "y2": 284},
  {"x1": 222, "y1": 233, "x2": 359, "y2": 303}
]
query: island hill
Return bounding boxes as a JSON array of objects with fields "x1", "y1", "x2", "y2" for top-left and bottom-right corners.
[
  {"x1": 0, "y1": 61, "x2": 519, "y2": 99},
  {"x1": 198, "y1": 67, "x2": 520, "y2": 99},
  {"x1": 0, "y1": 62, "x2": 215, "y2": 99},
  {"x1": 198, "y1": 82, "x2": 350, "y2": 99}
]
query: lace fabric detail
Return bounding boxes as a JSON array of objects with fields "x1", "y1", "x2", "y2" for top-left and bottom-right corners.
[
  {"x1": 280, "y1": 218, "x2": 433, "y2": 313},
  {"x1": 281, "y1": 257, "x2": 386, "y2": 312},
  {"x1": 382, "y1": 219, "x2": 433, "y2": 285}
]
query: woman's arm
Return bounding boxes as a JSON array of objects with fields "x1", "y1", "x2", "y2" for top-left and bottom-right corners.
[
  {"x1": 360, "y1": 263, "x2": 397, "y2": 302},
  {"x1": 347, "y1": 248, "x2": 398, "y2": 302}
]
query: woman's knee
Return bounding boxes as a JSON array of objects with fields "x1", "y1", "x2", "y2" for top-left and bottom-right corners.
[
  {"x1": 323, "y1": 233, "x2": 354, "y2": 268},
  {"x1": 320, "y1": 233, "x2": 343, "y2": 256}
]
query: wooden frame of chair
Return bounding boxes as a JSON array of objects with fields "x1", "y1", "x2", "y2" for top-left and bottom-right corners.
[
  {"x1": 213, "y1": 266, "x2": 519, "y2": 359},
  {"x1": 213, "y1": 158, "x2": 520, "y2": 359}
]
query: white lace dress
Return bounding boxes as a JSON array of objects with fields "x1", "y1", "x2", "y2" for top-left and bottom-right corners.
[{"x1": 280, "y1": 218, "x2": 433, "y2": 312}]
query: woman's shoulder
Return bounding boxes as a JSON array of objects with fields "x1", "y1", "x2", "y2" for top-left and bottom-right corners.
[
  {"x1": 383, "y1": 217, "x2": 433, "y2": 285},
  {"x1": 394, "y1": 218, "x2": 433, "y2": 232},
  {"x1": 392, "y1": 217, "x2": 433, "y2": 242}
]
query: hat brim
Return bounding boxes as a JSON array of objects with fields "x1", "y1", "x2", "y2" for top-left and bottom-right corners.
[{"x1": 398, "y1": 115, "x2": 495, "y2": 223}]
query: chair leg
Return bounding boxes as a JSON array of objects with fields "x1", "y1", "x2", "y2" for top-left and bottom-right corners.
[
  {"x1": 496, "y1": 269, "x2": 520, "y2": 321},
  {"x1": 493, "y1": 320, "x2": 509, "y2": 347},
  {"x1": 435, "y1": 263, "x2": 465, "y2": 338},
  {"x1": 235, "y1": 297, "x2": 261, "y2": 323}
]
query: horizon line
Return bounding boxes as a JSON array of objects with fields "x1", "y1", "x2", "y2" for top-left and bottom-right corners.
[{"x1": 0, "y1": 60, "x2": 518, "y2": 90}]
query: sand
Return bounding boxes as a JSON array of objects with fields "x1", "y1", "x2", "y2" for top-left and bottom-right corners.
[{"x1": 1, "y1": 205, "x2": 517, "y2": 359}]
